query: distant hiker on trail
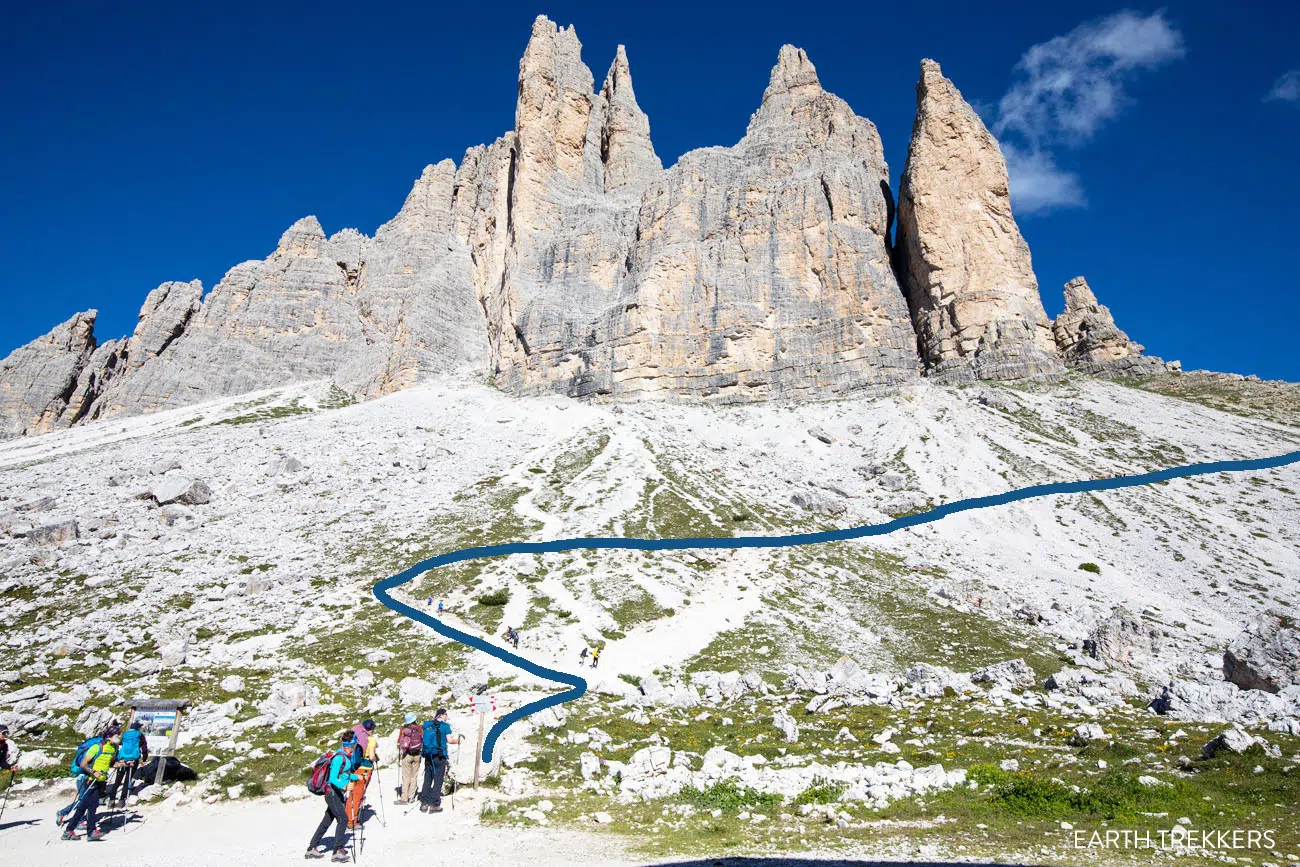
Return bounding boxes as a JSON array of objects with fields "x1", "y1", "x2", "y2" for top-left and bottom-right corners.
[
  {"x1": 502, "y1": 626, "x2": 519, "y2": 648},
  {"x1": 62, "y1": 731, "x2": 118, "y2": 841},
  {"x1": 345, "y1": 719, "x2": 378, "y2": 829},
  {"x1": 108, "y1": 720, "x2": 149, "y2": 807},
  {"x1": 591, "y1": 646, "x2": 601, "y2": 669},
  {"x1": 0, "y1": 724, "x2": 19, "y2": 775},
  {"x1": 396, "y1": 712, "x2": 423, "y2": 805},
  {"x1": 437, "y1": 600, "x2": 445, "y2": 614},
  {"x1": 306, "y1": 732, "x2": 360, "y2": 862},
  {"x1": 419, "y1": 709, "x2": 460, "y2": 813},
  {"x1": 579, "y1": 646, "x2": 588, "y2": 664},
  {"x1": 56, "y1": 723, "x2": 117, "y2": 828}
]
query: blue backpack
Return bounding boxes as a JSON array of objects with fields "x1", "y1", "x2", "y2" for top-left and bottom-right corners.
[
  {"x1": 70, "y1": 737, "x2": 104, "y2": 776},
  {"x1": 421, "y1": 721, "x2": 445, "y2": 757},
  {"x1": 119, "y1": 729, "x2": 144, "y2": 761}
]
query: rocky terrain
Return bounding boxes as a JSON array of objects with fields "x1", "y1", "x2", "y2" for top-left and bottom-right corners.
[
  {"x1": 1, "y1": 16, "x2": 1179, "y2": 439},
  {"x1": 1, "y1": 369, "x2": 1298, "y2": 863}
]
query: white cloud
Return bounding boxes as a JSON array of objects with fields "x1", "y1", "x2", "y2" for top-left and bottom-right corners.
[
  {"x1": 1003, "y1": 145, "x2": 1087, "y2": 215},
  {"x1": 992, "y1": 10, "x2": 1183, "y2": 215},
  {"x1": 1264, "y1": 69, "x2": 1300, "y2": 103}
]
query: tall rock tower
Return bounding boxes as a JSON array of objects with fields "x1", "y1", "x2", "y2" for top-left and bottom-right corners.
[{"x1": 895, "y1": 60, "x2": 1064, "y2": 383}]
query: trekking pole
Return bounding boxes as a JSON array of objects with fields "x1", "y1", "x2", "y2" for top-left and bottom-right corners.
[
  {"x1": 372, "y1": 766, "x2": 387, "y2": 827},
  {"x1": 0, "y1": 769, "x2": 14, "y2": 825}
]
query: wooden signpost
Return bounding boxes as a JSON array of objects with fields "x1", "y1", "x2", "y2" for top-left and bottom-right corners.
[
  {"x1": 125, "y1": 698, "x2": 191, "y2": 786},
  {"x1": 467, "y1": 694, "x2": 497, "y2": 789}
]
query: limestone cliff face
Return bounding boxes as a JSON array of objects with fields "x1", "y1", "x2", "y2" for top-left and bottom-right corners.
[
  {"x1": 1053, "y1": 277, "x2": 1166, "y2": 376},
  {"x1": 8, "y1": 21, "x2": 1169, "y2": 438},
  {"x1": 895, "y1": 60, "x2": 1063, "y2": 383},
  {"x1": 466, "y1": 24, "x2": 918, "y2": 400},
  {"x1": 0, "y1": 310, "x2": 99, "y2": 436},
  {"x1": 604, "y1": 46, "x2": 919, "y2": 399},
  {"x1": 91, "y1": 171, "x2": 488, "y2": 419}
]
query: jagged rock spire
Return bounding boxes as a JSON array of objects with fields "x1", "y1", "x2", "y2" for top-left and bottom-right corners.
[
  {"x1": 0, "y1": 310, "x2": 99, "y2": 436},
  {"x1": 895, "y1": 59, "x2": 1063, "y2": 383},
  {"x1": 598, "y1": 45, "x2": 661, "y2": 192},
  {"x1": 1053, "y1": 276, "x2": 1167, "y2": 376}
]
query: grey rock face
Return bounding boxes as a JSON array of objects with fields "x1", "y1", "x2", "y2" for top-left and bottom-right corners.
[
  {"x1": 895, "y1": 60, "x2": 1064, "y2": 384},
  {"x1": 1223, "y1": 614, "x2": 1300, "y2": 693},
  {"x1": 96, "y1": 197, "x2": 488, "y2": 418},
  {"x1": 0, "y1": 310, "x2": 99, "y2": 437},
  {"x1": 471, "y1": 26, "x2": 920, "y2": 401},
  {"x1": 1052, "y1": 277, "x2": 1166, "y2": 377},
  {"x1": 1083, "y1": 606, "x2": 1165, "y2": 669}
]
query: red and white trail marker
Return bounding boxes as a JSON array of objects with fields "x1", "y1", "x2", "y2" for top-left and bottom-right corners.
[{"x1": 468, "y1": 694, "x2": 497, "y2": 715}]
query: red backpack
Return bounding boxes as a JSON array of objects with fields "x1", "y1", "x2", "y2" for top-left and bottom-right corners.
[
  {"x1": 398, "y1": 723, "x2": 422, "y2": 756},
  {"x1": 307, "y1": 750, "x2": 340, "y2": 795}
]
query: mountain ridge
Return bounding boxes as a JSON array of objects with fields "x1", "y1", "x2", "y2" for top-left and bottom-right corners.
[{"x1": 0, "y1": 16, "x2": 1178, "y2": 439}]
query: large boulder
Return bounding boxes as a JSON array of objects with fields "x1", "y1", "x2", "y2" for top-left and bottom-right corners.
[
  {"x1": 398, "y1": 677, "x2": 440, "y2": 708},
  {"x1": 1083, "y1": 606, "x2": 1164, "y2": 669},
  {"x1": 25, "y1": 520, "x2": 80, "y2": 547},
  {"x1": 1223, "y1": 614, "x2": 1300, "y2": 694},
  {"x1": 151, "y1": 476, "x2": 212, "y2": 506},
  {"x1": 972, "y1": 658, "x2": 1036, "y2": 690}
]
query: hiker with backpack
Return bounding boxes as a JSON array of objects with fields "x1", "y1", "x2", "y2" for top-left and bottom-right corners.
[
  {"x1": 55, "y1": 724, "x2": 117, "y2": 828},
  {"x1": 61, "y1": 730, "x2": 118, "y2": 841},
  {"x1": 107, "y1": 720, "x2": 149, "y2": 807},
  {"x1": 305, "y1": 732, "x2": 361, "y2": 862},
  {"x1": 344, "y1": 719, "x2": 378, "y2": 829},
  {"x1": 418, "y1": 709, "x2": 460, "y2": 813},
  {"x1": 396, "y1": 712, "x2": 423, "y2": 805},
  {"x1": 591, "y1": 645, "x2": 601, "y2": 669},
  {"x1": 0, "y1": 724, "x2": 19, "y2": 802},
  {"x1": 0, "y1": 724, "x2": 18, "y2": 775}
]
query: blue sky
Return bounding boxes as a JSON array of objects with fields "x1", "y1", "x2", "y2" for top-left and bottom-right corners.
[{"x1": 3, "y1": 1, "x2": 1298, "y2": 379}]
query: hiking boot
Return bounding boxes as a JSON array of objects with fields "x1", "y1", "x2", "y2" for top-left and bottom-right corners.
[
  {"x1": 61, "y1": 831, "x2": 81, "y2": 841},
  {"x1": 304, "y1": 848, "x2": 326, "y2": 860},
  {"x1": 429, "y1": 804, "x2": 443, "y2": 813},
  {"x1": 331, "y1": 850, "x2": 350, "y2": 863},
  {"x1": 419, "y1": 803, "x2": 430, "y2": 813},
  {"x1": 87, "y1": 830, "x2": 106, "y2": 842}
]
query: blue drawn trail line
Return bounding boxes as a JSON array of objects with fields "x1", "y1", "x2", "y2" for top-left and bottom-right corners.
[{"x1": 373, "y1": 449, "x2": 1300, "y2": 762}]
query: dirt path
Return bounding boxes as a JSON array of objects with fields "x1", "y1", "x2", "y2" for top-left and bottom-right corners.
[{"x1": 0, "y1": 787, "x2": 633, "y2": 867}]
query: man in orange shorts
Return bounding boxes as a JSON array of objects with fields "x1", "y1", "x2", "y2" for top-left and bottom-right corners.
[{"x1": 345, "y1": 719, "x2": 378, "y2": 829}]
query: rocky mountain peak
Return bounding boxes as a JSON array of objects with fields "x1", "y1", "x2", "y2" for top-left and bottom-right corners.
[
  {"x1": 382, "y1": 159, "x2": 457, "y2": 236},
  {"x1": 1053, "y1": 276, "x2": 1167, "y2": 376},
  {"x1": 0, "y1": 310, "x2": 100, "y2": 436},
  {"x1": 597, "y1": 45, "x2": 661, "y2": 192},
  {"x1": 1062, "y1": 275, "x2": 1101, "y2": 310},
  {"x1": 895, "y1": 58, "x2": 1063, "y2": 383},
  {"x1": 275, "y1": 216, "x2": 327, "y2": 258}
]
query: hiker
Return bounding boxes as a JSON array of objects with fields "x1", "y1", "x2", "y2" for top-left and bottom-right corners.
[
  {"x1": 419, "y1": 708, "x2": 460, "y2": 813},
  {"x1": 62, "y1": 730, "x2": 118, "y2": 841},
  {"x1": 0, "y1": 724, "x2": 18, "y2": 798},
  {"x1": 579, "y1": 646, "x2": 588, "y2": 664},
  {"x1": 306, "y1": 732, "x2": 360, "y2": 862},
  {"x1": 345, "y1": 719, "x2": 378, "y2": 829},
  {"x1": 591, "y1": 646, "x2": 601, "y2": 669},
  {"x1": 107, "y1": 720, "x2": 149, "y2": 807},
  {"x1": 56, "y1": 724, "x2": 116, "y2": 828},
  {"x1": 0, "y1": 724, "x2": 18, "y2": 774},
  {"x1": 508, "y1": 627, "x2": 520, "y2": 649},
  {"x1": 396, "y1": 712, "x2": 423, "y2": 805},
  {"x1": 437, "y1": 600, "x2": 445, "y2": 614}
]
